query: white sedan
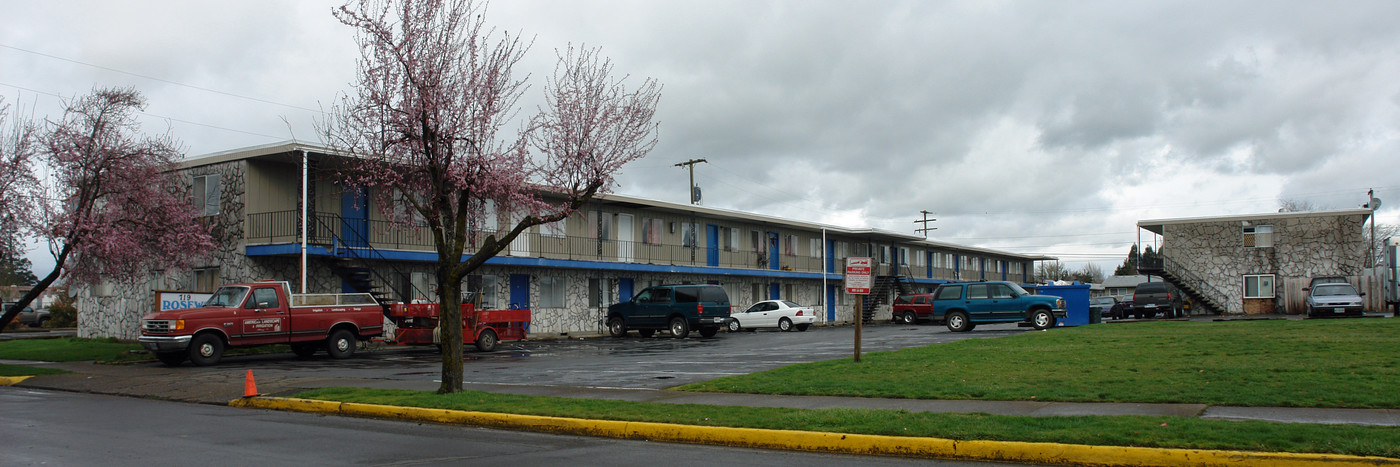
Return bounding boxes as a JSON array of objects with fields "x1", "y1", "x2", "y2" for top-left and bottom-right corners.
[{"x1": 728, "y1": 300, "x2": 816, "y2": 332}]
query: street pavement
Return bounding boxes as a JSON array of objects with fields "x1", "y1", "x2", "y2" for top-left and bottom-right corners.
[{"x1": 3, "y1": 316, "x2": 1398, "y2": 427}]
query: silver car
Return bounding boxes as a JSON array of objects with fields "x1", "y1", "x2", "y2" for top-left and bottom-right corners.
[{"x1": 1304, "y1": 283, "x2": 1365, "y2": 318}]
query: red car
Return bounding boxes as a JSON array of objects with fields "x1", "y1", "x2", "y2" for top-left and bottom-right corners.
[{"x1": 892, "y1": 293, "x2": 935, "y2": 324}]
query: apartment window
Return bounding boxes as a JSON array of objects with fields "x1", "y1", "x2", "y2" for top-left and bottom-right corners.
[
  {"x1": 1244, "y1": 274, "x2": 1275, "y2": 299},
  {"x1": 784, "y1": 284, "x2": 795, "y2": 301},
  {"x1": 1244, "y1": 225, "x2": 1273, "y2": 248},
  {"x1": 751, "y1": 283, "x2": 763, "y2": 302},
  {"x1": 681, "y1": 222, "x2": 699, "y2": 247},
  {"x1": 192, "y1": 174, "x2": 221, "y2": 217},
  {"x1": 749, "y1": 230, "x2": 763, "y2": 252},
  {"x1": 836, "y1": 241, "x2": 849, "y2": 259},
  {"x1": 587, "y1": 278, "x2": 611, "y2": 307},
  {"x1": 587, "y1": 211, "x2": 613, "y2": 241},
  {"x1": 783, "y1": 235, "x2": 798, "y2": 256},
  {"x1": 810, "y1": 238, "x2": 822, "y2": 257},
  {"x1": 410, "y1": 272, "x2": 433, "y2": 302},
  {"x1": 879, "y1": 245, "x2": 890, "y2": 264},
  {"x1": 641, "y1": 218, "x2": 663, "y2": 245},
  {"x1": 542, "y1": 219, "x2": 566, "y2": 238},
  {"x1": 479, "y1": 275, "x2": 498, "y2": 309},
  {"x1": 193, "y1": 267, "x2": 219, "y2": 292},
  {"x1": 912, "y1": 249, "x2": 924, "y2": 267},
  {"x1": 899, "y1": 247, "x2": 910, "y2": 266},
  {"x1": 539, "y1": 276, "x2": 566, "y2": 308}
]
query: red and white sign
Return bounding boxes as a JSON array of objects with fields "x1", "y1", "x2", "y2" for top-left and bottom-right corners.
[{"x1": 844, "y1": 257, "x2": 873, "y2": 295}]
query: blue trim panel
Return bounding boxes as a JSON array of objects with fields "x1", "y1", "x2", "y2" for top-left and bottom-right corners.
[{"x1": 246, "y1": 244, "x2": 836, "y2": 280}]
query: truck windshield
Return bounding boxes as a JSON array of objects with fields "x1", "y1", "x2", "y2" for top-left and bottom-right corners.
[{"x1": 204, "y1": 287, "x2": 249, "y2": 307}]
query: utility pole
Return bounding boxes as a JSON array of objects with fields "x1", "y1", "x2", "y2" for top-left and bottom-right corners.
[
  {"x1": 914, "y1": 210, "x2": 937, "y2": 239},
  {"x1": 675, "y1": 159, "x2": 707, "y2": 204}
]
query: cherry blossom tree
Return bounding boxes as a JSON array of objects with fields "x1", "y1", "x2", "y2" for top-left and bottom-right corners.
[
  {"x1": 0, "y1": 88, "x2": 215, "y2": 330},
  {"x1": 328, "y1": 0, "x2": 660, "y2": 393}
]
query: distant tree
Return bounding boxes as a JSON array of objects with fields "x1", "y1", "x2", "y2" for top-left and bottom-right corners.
[
  {"x1": 1368, "y1": 223, "x2": 1398, "y2": 267},
  {"x1": 1071, "y1": 262, "x2": 1105, "y2": 284},
  {"x1": 1278, "y1": 198, "x2": 1318, "y2": 212},
  {"x1": 0, "y1": 232, "x2": 37, "y2": 286},
  {"x1": 0, "y1": 87, "x2": 215, "y2": 330},
  {"x1": 327, "y1": 0, "x2": 660, "y2": 393},
  {"x1": 1036, "y1": 261, "x2": 1071, "y2": 282},
  {"x1": 1113, "y1": 244, "x2": 1139, "y2": 276},
  {"x1": 1140, "y1": 245, "x2": 1161, "y2": 268}
]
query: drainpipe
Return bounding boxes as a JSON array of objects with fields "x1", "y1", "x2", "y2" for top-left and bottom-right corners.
[
  {"x1": 300, "y1": 149, "x2": 308, "y2": 294},
  {"x1": 821, "y1": 228, "x2": 827, "y2": 321}
]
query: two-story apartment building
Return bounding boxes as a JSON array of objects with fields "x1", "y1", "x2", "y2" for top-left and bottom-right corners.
[
  {"x1": 1137, "y1": 209, "x2": 1371, "y2": 315},
  {"x1": 76, "y1": 142, "x2": 1053, "y2": 339}
]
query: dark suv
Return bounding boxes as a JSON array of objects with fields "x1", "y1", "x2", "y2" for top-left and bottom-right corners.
[
  {"x1": 607, "y1": 284, "x2": 732, "y2": 338},
  {"x1": 1132, "y1": 281, "x2": 1183, "y2": 318},
  {"x1": 929, "y1": 281, "x2": 1066, "y2": 332}
]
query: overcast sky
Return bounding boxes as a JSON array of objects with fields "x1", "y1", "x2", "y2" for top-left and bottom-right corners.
[{"x1": 3, "y1": 0, "x2": 1397, "y2": 275}]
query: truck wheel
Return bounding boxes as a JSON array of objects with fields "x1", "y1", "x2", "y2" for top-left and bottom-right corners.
[
  {"x1": 699, "y1": 327, "x2": 718, "y2": 338},
  {"x1": 796, "y1": 323, "x2": 810, "y2": 331},
  {"x1": 326, "y1": 329, "x2": 356, "y2": 359},
  {"x1": 1031, "y1": 310, "x2": 1055, "y2": 330},
  {"x1": 607, "y1": 317, "x2": 627, "y2": 337},
  {"x1": 475, "y1": 329, "x2": 498, "y2": 352},
  {"x1": 946, "y1": 312, "x2": 970, "y2": 333},
  {"x1": 727, "y1": 319, "x2": 741, "y2": 332},
  {"x1": 669, "y1": 316, "x2": 690, "y2": 338},
  {"x1": 155, "y1": 352, "x2": 186, "y2": 366},
  {"x1": 778, "y1": 318, "x2": 793, "y2": 332},
  {"x1": 187, "y1": 333, "x2": 224, "y2": 366},
  {"x1": 638, "y1": 329, "x2": 655, "y2": 337},
  {"x1": 291, "y1": 343, "x2": 318, "y2": 358},
  {"x1": 901, "y1": 311, "x2": 917, "y2": 324}
]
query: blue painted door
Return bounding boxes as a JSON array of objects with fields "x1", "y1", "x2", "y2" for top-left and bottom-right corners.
[
  {"x1": 767, "y1": 232, "x2": 780, "y2": 270},
  {"x1": 826, "y1": 284, "x2": 837, "y2": 321},
  {"x1": 769, "y1": 283, "x2": 780, "y2": 300},
  {"x1": 340, "y1": 188, "x2": 368, "y2": 248},
  {"x1": 509, "y1": 274, "x2": 530, "y2": 310},
  {"x1": 706, "y1": 224, "x2": 719, "y2": 267},
  {"x1": 619, "y1": 278, "x2": 634, "y2": 303},
  {"x1": 826, "y1": 239, "x2": 836, "y2": 273}
]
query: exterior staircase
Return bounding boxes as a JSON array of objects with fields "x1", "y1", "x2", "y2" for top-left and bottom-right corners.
[
  {"x1": 1139, "y1": 256, "x2": 1227, "y2": 315},
  {"x1": 861, "y1": 267, "x2": 915, "y2": 322}
]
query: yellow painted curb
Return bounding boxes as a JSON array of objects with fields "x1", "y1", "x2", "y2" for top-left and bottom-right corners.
[
  {"x1": 230, "y1": 396, "x2": 1400, "y2": 467},
  {"x1": 0, "y1": 375, "x2": 34, "y2": 385}
]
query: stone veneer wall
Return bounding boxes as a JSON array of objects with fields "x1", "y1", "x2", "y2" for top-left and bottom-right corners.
[{"x1": 1161, "y1": 214, "x2": 1367, "y2": 314}]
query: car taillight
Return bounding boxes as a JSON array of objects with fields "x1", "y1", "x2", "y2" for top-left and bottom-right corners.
[
  {"x1": 796, "y1": 310, "x2": 803, "y2": 316},
  {"x1": 698, "y1": 303, "x2": 704, "y2": 315}
]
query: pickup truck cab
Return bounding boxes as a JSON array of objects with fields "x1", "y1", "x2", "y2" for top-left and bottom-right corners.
[
  {"x1": 607, "y1": 284, "x2": 732, "y2": 338},
  {"x1": 139, "y1": 281, "x2": 385, "y2": 366},
  {"x1": 930, "y1": 281, "x2": 1066, "y2": 332}
]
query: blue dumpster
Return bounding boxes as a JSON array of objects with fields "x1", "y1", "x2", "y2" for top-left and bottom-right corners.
[{"x1": 1036, "y1": 283, "x2": 1092, "y2": 326}]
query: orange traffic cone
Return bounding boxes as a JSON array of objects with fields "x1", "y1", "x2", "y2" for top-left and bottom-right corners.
[{"x1": 243, "y1": 369, "x2": 259, "y2": 397}]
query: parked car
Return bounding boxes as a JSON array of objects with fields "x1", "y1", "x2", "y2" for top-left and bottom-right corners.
[
  {"x1": 1132, "y1": 281, "x2": 1183, "y2": 319},
  {"x1": 607, "y1": 284, "x2": 733, "y2": 338},
  {"x1": 729, "y1": 300, "x2": 815, "y2": 332},
  {"x1": 1304, "y1": 282, "x2": 1366, "y2": 318},
  {"x1": 929, "y1": 281, "x2": 1066, "y2": 332},
  {"x1": 1089, "y1": 297, "x2": 1118, "y2": 320},
  {"x1": 892, "y1": 293, "x2": 934, "y2": 324},
  {"x1": 5, "y1": 303, "x2": 49, "y2": 327},
  {"x1": 1112, "y1": 299, "x2": 1133, "y2": 320}
]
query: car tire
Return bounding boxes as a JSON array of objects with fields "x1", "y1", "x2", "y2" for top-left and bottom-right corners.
[
  {"x1": 900, "y1": 311, "x2": 917, "y2": 324},
  {"x1": 946, "y1": 312, "x2": 970, "y2": 333},
  {"x1": 187, "y1": 333, "x2": 224, "y2": 366},
  {"x1": 1031, "y1": 309, "x2": 1055, "y2": 330},
  {"x1": 699, "y1": 327, "x2": 718, "y2": 338},
  {"x1": 638, "y1": 329, "x2": 655, "y2": 337},
  {"x1": 291, "y1": 343, "x2": 318, "y2": 358},
  {"x1": 669, "y1": 316, "x2": 690, "y2": 338},
  {"x1": 796, "y1": 323, "x2": 810, "y2": 331},
  {"x1": 475, "y1": 329, "x2": 498, "y2": 352},
  {"x1": 727, "y1": 320, "x2": 741, "y2": 332},
  {"x1": 608, "y1": 317, "x2": 627, "y2": 337},
  {"x1": 778, "y1": 317, "x2": 793, "y2": 332},
  {"x1": 155, "y1": 352, "x2": 186, "y2": 366},
  {"x1": 326, "y1": 329, "x2": 357, "y2": 359}
]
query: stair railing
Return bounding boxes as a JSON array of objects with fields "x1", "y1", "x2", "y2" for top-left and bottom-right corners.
[
  {"x1": 1162, "y1": 255, "x2": 1230, "y2": 314},
  {"x1": 309, "y1": 212, "x2": 431, "y2": 304}
]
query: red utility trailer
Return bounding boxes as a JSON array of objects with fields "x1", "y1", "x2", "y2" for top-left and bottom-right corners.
[{"x1": 385, "y1": 303, "x2": 529, "y2": 352}]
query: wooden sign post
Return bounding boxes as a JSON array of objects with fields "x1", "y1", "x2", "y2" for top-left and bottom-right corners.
[{"x1": 844, "y1": 257, "x2": 872, "y2": 363}]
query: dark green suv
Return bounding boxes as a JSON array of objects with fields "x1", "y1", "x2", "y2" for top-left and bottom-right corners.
[
  {"x1": 607, "y1": 284, "x2": 733, "y2": 338},
  {"x1": 930, "y1": 281, "x2": 1066, "y2": 332}
]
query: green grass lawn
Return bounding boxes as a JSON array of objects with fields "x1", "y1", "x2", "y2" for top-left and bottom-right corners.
[
  {"x1": 0, "y1": 337, "x2": 148, "y2": 363},
  {"x1": 296, "y1": 387, "x2": 1400, "y2": 458},
  {"x1": 679, "y1": 319, "x2": 1400, "y2": 408}
]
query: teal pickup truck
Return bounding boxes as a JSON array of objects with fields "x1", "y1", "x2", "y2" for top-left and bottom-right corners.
[{"x1": 930, "y1": 281, "x2": 1066, "y2": 332}]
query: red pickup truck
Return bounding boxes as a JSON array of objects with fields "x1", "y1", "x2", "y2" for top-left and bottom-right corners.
[{"x1": 139, "y1": 281, "x2": 385, "y2": 366}]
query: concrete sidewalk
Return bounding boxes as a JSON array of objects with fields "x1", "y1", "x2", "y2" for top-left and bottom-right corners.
[{"x1": 5, "y1": 358, "x2": 1398, "y2": 427}]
